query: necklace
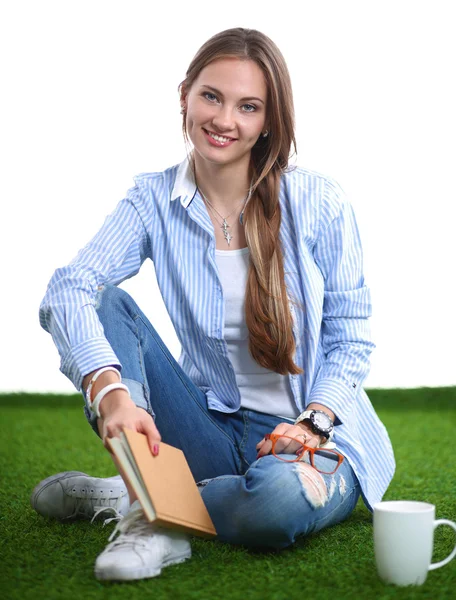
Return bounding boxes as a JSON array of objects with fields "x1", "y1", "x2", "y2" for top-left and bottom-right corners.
[{"x1": 199, "y1": 188, "x2": 250, "y2": 247}]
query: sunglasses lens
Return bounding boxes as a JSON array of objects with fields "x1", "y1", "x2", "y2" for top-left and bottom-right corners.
[{"x1": 312, "y1": 449, "x2": 340, "y2": 474}]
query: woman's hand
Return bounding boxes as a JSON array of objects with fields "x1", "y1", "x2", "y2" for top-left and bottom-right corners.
[
  {"x1": 97, "y1": 392, "x2": 161, "y2": 456},
  {"x1": 255, "y1": 421, "x2": 322, "y2": 459},
  {"x1": 83, "y1": 368, "x2": 161, "y2": 456}
]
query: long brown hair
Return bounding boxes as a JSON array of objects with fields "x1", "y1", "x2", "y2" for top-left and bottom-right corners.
[{"x1": 180, "y1": 28, "x2": 303, "y2": 375}]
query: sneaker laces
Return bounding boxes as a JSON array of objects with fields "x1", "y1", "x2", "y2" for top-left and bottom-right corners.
[
  {"x1": 106, "y1": 506, "x2": 158, "y2": 549},
  {"x1": 66, "y1": 487, "x2": 128, "y2": 520},
  {"x1": 91, "y1": 505, "x2": 125, "y2": 526}
]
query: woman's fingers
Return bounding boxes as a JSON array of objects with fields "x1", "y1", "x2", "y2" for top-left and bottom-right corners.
[
  {"x1": 256, "y1": 439, "x2": 272, "y2": 458},
  {"x1": 102, "y1": 422, "x2": 124, "y2": 451},
  {"x1": 256, "y1": 422, "x2": 323, "y2": 459},
  {"x1": 100, "y1": 406, "x2": 162, "y2": 456},
  {"x1": 272, "y1": 435, "x2": 299, "y2": 455},
  {"x1": 256, "y1": 422, "x2": 291, "y2": 457},
  {"x1": 140, "y1": 415, "x2": 162, "y2": 456}
]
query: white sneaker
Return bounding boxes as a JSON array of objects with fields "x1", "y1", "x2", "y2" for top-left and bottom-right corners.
[
  {"x1": 95, "y1": 500, "x2": 192, "y2": 581},
  {"x1": 31, "y1": 471, "x2": 130, "y2": 521}
]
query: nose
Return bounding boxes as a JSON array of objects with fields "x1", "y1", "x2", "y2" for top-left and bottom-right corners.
[{"x1": 211, "y1": 105, "x2": 235, "y2": 133}]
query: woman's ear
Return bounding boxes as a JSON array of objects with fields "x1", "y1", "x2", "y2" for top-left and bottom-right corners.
[{"x1": 179, "y1": 83, "x2": 187, "y2": 114}]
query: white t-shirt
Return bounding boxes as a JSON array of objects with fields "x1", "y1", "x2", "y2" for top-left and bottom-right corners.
[{"x1": 214, "y1": 246, "x2": 299, "y2": 421}]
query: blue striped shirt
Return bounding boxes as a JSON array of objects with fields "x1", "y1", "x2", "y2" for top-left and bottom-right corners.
[{"x1": 39, "y1": 158, "x2": 395, "y2": 510}]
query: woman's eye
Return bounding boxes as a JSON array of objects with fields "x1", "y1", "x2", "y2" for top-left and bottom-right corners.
[
  {"x1": 242, "y1": 104, "x2": 256, "y2": 113},
  {"x1": 203, "y1": 92, "x2": 218, "y2": 102}
]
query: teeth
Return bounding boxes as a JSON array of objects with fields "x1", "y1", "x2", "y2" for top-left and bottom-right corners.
[{"x1": 208, "y1": 131, "x2": 232, "y2": 143}]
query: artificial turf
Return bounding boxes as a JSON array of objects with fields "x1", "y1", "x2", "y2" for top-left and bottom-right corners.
[{"x1": 1, "y1": 388, "x2": 455, "y2": 600}]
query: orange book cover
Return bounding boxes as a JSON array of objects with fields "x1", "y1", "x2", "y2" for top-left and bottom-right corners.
[{"x1": 107, "y1": 428, "x2": 216, "y2": 539}]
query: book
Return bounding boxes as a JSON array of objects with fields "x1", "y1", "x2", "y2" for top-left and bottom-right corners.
[{"x1": 107, "y1": 428, "x2": 217, "y2": 538}]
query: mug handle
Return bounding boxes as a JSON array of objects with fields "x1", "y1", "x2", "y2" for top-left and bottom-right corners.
[{"x1": 429, "y1": 519, "x2": 456, "y2": 571}]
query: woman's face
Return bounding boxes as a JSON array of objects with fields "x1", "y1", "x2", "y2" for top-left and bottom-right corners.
[{"x1": 183, "y1": 57, "x2": 268, "y2": 170}]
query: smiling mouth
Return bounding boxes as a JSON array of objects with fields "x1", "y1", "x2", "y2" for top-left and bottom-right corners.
[{"x1": 204, "y1": 129, "x2": 236, "y2": 143}]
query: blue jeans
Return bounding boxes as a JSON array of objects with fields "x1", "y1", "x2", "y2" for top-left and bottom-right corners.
[{"x1": 85, "y1": 284, "x2": 360, "y2": 550}]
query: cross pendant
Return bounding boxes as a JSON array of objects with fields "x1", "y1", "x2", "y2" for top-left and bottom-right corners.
[{"x1": 222, "y1": 219, "x2": 233, "y2": 246}]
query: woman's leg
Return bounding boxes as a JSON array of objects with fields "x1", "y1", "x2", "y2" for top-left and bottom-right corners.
[
  {"x1": 93, "y1": 285, "x2": 360, "y2": 550},
  {"x1": 32, "y1": 283, "x2": 243, "y2": 523},
  {"x1": 197, "y1": 409, "x2": 361, "y2": 550},
  {"x1": 89, "y1": 284, "x2": 245, "y2": 482},
  {"x1": 200, "y1": 453, "x2": 360, "y2": 549},
  {"x1": 34, "y1": 283, "x2": 360, "y2": 553}
]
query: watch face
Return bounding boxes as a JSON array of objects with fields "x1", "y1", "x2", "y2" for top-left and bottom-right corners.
[{"x1": 313, "y1": 411, "x2": 332, "y2": 431}]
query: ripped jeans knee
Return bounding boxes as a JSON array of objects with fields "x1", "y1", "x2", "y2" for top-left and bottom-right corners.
[
  {"x1": 293, "y1": 461, "x2": 348, "y2": 508},
  {"x1": 200, "y1": 454, "x2": 360, "y2": 550}
]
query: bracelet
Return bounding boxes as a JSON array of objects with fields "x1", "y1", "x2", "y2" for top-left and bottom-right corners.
[
  {"x1": 90, "y1": 382, "x2": 130, "y2": 418},
  {"x1": 85, "y1": 366, "x2": 121, "y2": 405}
]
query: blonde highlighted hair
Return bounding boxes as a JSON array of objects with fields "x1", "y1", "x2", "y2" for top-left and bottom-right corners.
[{"x1": 180, "y1": 28, "x2": 303, "y2": 375}]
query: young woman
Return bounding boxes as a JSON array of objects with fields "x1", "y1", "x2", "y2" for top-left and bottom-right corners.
[{"x1": 33, "y1": 27, "x2": 395, "y2": 581}]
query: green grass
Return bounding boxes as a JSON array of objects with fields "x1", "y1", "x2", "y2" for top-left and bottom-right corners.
[{"x1": 1, "y1": 388, "x2": 455, "y2": 600}]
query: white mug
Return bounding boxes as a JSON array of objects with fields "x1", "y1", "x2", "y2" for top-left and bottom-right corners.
[{"x1": 373, "y1": 501, "x2": 456, "y2": 586}]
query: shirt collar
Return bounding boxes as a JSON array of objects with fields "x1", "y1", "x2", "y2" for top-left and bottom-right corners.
[{"x1": 171, "y1": 156, "x2": 198, "y2": 208}]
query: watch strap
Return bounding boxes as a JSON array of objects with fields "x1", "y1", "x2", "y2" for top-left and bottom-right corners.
[{"x1": 295, "y1": 410, "x2": 316, "y2": 425}]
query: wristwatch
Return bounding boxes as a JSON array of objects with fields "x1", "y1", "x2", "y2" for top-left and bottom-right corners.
[{"x1": 295, "y1": 410, "x2": 334, "y2": 441}]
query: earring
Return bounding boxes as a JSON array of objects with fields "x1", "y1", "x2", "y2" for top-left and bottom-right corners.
[{"x1": 262, "y1": 130, "x2": 269, "y2": 138}]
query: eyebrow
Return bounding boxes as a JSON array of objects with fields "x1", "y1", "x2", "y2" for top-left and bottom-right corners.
[{"x1": 200, "y1": 84, "x2": 265, "y2": 105}]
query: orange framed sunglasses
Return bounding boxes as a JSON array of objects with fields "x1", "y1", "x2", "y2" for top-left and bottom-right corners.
[{"x1": 264, "y1": 433, "x2": 344, "y2": 475}]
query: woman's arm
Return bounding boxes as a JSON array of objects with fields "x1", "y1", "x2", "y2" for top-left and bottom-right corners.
[
  {"x1": 40, "y1": 182, "x2": 154, "y2": 392},
  {"x1": 307, "y1": 181, "x2": 375, "y2": 425},
  {"x1": 41, "y1": 183, "x2": 159, "y2": 459}
]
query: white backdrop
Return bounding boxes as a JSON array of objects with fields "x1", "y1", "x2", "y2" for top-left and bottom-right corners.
[{"x1": 1, "y1": 0, "x2": 455, "y2": 393}]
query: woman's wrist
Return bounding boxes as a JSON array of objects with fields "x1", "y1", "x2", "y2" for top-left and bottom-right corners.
[
  {"x1": 83, "y1": 369, "x2": 121, "y2": 402},
  {"x1": 98, "y1": 389, "x2": 134, "y2": 419},
  {"x1": 83, "y1": 366, "x2": 133, "y2": 418}
]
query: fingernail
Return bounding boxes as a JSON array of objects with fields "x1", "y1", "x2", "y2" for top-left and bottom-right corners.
[{"x1": 153, "y1": 444, "x2": 159, "y2": 455}]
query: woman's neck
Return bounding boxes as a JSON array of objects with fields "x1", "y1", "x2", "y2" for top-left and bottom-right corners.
[{"x1": 193, "y1": 153, "x2": 251, "y2": 211}]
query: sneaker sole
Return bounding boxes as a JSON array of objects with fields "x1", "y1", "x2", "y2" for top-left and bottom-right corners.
[
  {"x1": 94, "y1": 551, "x2": 192, "y2": 581},
  {"x1": 31, "y1": 471, "x2": 88, "y2": 516}
]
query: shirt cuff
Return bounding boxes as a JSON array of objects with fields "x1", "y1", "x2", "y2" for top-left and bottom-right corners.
[
  {"x1": 60, "y1": 337, "x2": 122, "y2": 391},
  {"x1": 306, "y1": 377, "x2": 358, "y2": 425}
]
